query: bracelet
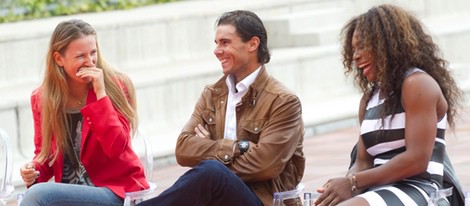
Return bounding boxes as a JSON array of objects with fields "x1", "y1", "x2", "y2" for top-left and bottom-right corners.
[
  {"x1": 348, "y1": 173, "x2": 358, "y2": 196},
  {"x1": 231, "y1": 140, "x2": 239, "y2": 160}
]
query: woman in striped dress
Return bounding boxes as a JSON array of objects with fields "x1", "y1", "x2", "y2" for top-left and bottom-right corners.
[{"x1": 315, "y1": 4, "x2": 463, "y2": 206}]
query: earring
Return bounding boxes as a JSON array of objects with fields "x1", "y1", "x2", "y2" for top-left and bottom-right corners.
[{"x1": 58, "y1": 66, "x2": 65, "y2": 74}]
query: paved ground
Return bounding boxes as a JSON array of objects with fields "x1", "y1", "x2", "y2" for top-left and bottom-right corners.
[{"x1": 151, "y1": 106, "x2": 470, "y2": 199}]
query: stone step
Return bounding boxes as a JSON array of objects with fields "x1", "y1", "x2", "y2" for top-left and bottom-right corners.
[
  {"x1": 0, "y1": 0, "x2": 340, "y2": 91},
  {"x1": 424, "y1": 13, "x2": 470, "y2": 66},
  {"x1": 268, "y1": 7, "x2": 351, "y2": 32},
  {"x1": 264, "y1": 5, "x2": 351, "y2": 48},
  {"x1": 290, "y1": 25, "x2": 343, "y2": 47},
  {"x1": 351, "y1": 0, "x2": 470, "y2": 18},
  {"x1": 1, "y1": 1, "x2": 468, "y2": 91}
]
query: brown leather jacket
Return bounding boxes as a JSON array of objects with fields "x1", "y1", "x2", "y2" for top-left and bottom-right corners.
[{"x1": 176, "y1": 67, "x2": 305, "y2": 205}]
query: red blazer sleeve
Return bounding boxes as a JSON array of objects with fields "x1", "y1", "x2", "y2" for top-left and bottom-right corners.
[
  {"x1": 30, "y1": 88, "x2": 55, "y2": 183},
  {"x1": 80, "y1": 96, "x2": 131, "y2": 158}
]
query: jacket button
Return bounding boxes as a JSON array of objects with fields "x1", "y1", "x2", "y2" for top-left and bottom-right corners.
[
  {"x1": 224, "y1": 154, "x2": 229, "y2": 161},
  {"x1": 254, "y1": 127, "x2": 259, "y2": 132},
  {"x1": 209, "y1": 118, "x2": 213, "y2": 122}
]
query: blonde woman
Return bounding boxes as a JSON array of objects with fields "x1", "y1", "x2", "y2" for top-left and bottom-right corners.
[{"x1": 19, "y1": 19, "x2": 149, "y2": 206}]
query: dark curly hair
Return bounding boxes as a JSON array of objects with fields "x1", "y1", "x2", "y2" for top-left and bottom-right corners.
[{"x1": 341, "y1": 4, "x2": 462, "y2": 128}]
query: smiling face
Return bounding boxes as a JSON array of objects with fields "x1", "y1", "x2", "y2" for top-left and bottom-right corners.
[
  {"x1": 54, "y1": 35, "x2": 98, "y2": 84},
  {"x1": 213, "y1": 24, "x2": 259, "y2": 83},
  {"x1": 352, "y1": 30, "x2": 376, "y2": 82}
]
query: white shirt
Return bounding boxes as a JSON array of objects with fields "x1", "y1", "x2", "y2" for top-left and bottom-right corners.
[{"x1": 223, "y1": 67, "x2": 261, "y2": 140}]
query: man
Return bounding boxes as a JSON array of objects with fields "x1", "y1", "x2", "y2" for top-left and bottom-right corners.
[{"x1": 138, "y1": 10, "x2": 305, "y2": 206}]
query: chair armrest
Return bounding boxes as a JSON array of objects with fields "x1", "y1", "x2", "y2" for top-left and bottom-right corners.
[{"x1": 123, "y1": 182, "x2": 157, "y2": 206}]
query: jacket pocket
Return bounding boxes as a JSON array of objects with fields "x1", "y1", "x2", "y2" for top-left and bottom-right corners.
[
  {"x1": 200, "y1": 109, "x2": 216, "y2": 139},
  {"x1": 201, "y1": 110, "x2": 216, "y2": 126},
  {"x1": 238, "y1": 119, "x2": 266, "y2": 143}
]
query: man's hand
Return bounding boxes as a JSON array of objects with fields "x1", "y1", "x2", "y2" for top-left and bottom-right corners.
[{"x1": 194, "y1": 124, "x2": 211, "y2": 139}]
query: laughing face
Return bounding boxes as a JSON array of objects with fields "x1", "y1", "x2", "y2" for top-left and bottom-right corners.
[
  {"x1": 213, "y1": 24, "x2": 253, "y2": 83},
  {"x1": 54, "y1": 35, "x2": 98, "y2": 84},
  {"x1": 352, "y1": 30, "x2": 376, "y2": 82}
]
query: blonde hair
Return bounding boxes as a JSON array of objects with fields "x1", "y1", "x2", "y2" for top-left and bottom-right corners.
[{"x1": 37, "y1": 19, "x2": 138, "y2": 165}]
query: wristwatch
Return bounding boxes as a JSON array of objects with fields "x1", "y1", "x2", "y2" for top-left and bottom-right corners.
[{"x1": 238, "y1": 140, "x2": 250, "y2": 154}]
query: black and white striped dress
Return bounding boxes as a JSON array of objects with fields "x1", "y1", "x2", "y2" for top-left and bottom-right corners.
[{"x1": 357, "y1": 68, "x2": 447, "y2": 205}]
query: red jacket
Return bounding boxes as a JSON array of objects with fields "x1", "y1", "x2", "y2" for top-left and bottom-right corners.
[{"x1": 30, "y1": 88, "x2": 149, "y2": 198}]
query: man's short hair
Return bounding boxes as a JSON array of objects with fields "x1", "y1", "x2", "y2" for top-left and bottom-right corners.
[{"x1": 216, "y1": 10, "x2": 271, "y2": 64}]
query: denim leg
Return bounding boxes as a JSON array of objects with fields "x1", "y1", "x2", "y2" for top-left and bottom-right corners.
[
  {"x1": 137, "y1": 160, "x2": 262, "y2": 206},
  {"x1": 19, "y1": 182, "x2": 123, "y2": 206}
]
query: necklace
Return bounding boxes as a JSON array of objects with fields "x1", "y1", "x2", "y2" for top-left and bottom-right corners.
[
  {"x1": 77, "y1": 93, "x2": 87, "y2": 106},
  {"x1": 68, "y1": 117, "x2": 88, "y2": 179},
  {"x1": 68, "y1": 94, "x2": 87, "y2": 111},
  {"x1": 66, "y1": 112, "x2": 94, "y2": 186},
  {"x1": 68, "y1": 122, "x2": 84, "y2": 170}
]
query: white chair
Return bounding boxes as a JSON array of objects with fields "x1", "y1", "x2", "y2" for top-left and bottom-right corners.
[
  {"x1": 0, "y1": 128, "x2": 14, "y2": 206},
  {"x1": 123, "y1": 128, "x2": 157, "y2": 206},
  {"x1": 273, "y1": 183, "x2": 316, "y2": 206},
  {"x1": 428, "y1": 187, "x2": 453, "y2": 206},
  {"x1": 465, "y1": 191, "x2": 470, "y2": 206}
]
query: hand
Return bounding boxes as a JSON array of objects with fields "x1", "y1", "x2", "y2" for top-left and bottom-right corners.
[
  {"x1": 20, "y1": 162, "x2": 40, "y2": 186},
  {"x1": 76, "y1": 67, "x2": 106, "y2": 99},
  {"x1": 315, "y1": 177, "x2": 352, "y2": 206},
  {"x1": 194, "y1": 124, "x2": 211, "y2": 139}
]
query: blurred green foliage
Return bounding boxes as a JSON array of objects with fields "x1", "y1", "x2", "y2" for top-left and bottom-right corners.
[{"x1": 0, "y1": 0, "x2": 175, "y2": 23}]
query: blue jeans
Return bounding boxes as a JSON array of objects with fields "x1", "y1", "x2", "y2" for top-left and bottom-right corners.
[
  {"x1": 137, "y1": 160, "x2": 263, "y2": 206},
  {"x1": 19, "y1": 182, "x2": 123, "y2": 206}
]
